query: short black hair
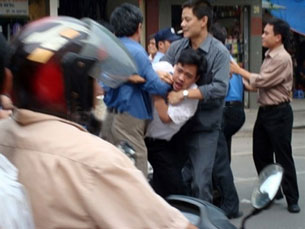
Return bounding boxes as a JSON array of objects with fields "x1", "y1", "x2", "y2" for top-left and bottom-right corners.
[
  {"x1": 266, "y1": 18, "x2": 291, "y2": 49},
  {"x1": 148, "y1": 34, "x2": 155, "y2": 41},
  {"x1": 0, "y1": 33, "x2": 8, "y2": 92},
  {"x1": 182, "y1": 0, "x2": 213, "y2": 30},
  {"x1": 110, "y1": 3, "x2": 143, "y2": 37},
  {"x1": 210, "y1": 23, "x2": 227, "y2": 44},
  {"x1": 177, "y1": 48, "x2": 207, "y2": 79},
  {"x1": 148, "y1": 34, "x2": 156, "y2": 47}
]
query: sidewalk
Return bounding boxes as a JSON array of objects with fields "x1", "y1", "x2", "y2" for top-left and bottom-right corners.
[{"x1": 236, "y1": 98, "x2": 305, "y2": 137}]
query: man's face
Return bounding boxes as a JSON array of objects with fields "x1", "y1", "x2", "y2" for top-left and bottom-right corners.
[
  {"x1": 172, "y1": 62, "x2": 199, "y2": 91},
  {"x1": 164, "y1": 40, "x2": 171, "y2": 52},
  {"x1": 181, "y1": 7, "x2": 204, "y2": 39},
  {"x1": 147, "y1": 38, "x2": 157, "y2": 55},
  {"x1": 158, "y1": 40, "x2": 171, "y2": 53},
  {"x1": 262, "y1": 24, "x2": 281, "y2": 49}
]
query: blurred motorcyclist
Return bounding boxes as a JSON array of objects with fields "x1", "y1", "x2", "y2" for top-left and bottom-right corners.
[
  {"x1": 0, "y1": 16, "x2": 195, "y2": 229},
  {"x1": 0, "y1": 33, "x2": 13, "y2": 119}
]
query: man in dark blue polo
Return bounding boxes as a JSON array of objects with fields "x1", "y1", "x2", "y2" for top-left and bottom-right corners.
[
  {"x1": 103, "y1": 3, "x2": 171, "y2": 177},
  {"x1": 152, "y1": 27, "x2": 181, "y2": 63}
]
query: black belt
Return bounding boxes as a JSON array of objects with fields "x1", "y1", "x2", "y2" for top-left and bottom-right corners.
[
  {"x1": 225, "y1": 101, "x2": 243, "y2": 107},
  {"x1": 259, "y1": 101, "x2": 290, "y2": 111},
  {"x1": 145, "y1": 137, "x2": 168, "y2": 144},
  {"x1": 107, "y1": 107, "x2": 121, "y2": 114}
]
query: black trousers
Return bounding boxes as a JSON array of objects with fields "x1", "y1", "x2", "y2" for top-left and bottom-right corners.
[
  {"x1": 171, "y1": 101, "x2": 223, "y2": 202},
  {"x1": 223, "y1": 103, "x2": 245, "y2": 162},
  {"x1": 212, "y1": 130, "x2": 240, "y2": 216},
  {"x1": 145, "y1": 138, "x2": 186, "y2": 198},
  {"x1": 253, "y1": 103, "x2": 299, "y2": 205}
]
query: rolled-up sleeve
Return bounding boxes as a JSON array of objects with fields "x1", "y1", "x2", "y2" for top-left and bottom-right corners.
[
  {"x1": 249, "y1": 57, "x2": 288, "y2": 88},
  {"x1": 135, "y1": 51, "x2": 171, "y2": 97},
  {"x1": 199, "y1": 50, "x2": 230, "y2": 102}
]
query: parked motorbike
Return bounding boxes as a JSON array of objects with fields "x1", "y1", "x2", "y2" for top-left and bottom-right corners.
[
  {"x1": 118, "y1": 143, "x2": 283, "y2": 229},
  {"x1": 118, "y1": 142, "x2": 236, "y2": 228},
  {"x1": 116, "y1": 141, "x2": 153, "y2": 181},
  {"x1": 117, "y1": 141, "x2": 136, "y2": 164},
  {"x1": 167, "y1": 164, "x2": 283, "y2": 229}
]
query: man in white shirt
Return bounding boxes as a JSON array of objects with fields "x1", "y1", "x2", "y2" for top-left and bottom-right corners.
[{"x1": 145, "y1": 48, "x2": 207, "y2": 197}]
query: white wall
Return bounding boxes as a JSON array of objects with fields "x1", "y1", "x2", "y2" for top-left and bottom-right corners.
[{"x1": 49, "y1": 0, "x2": 59, "y2": 16}]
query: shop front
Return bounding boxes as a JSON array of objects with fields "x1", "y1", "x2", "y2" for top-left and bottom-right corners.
[
  {"x1": 0, "y1": 0, "x2": 29, "y2": 41},
  {"x1": 0, "y1": 0, "x2": 49, "y2": 41}
]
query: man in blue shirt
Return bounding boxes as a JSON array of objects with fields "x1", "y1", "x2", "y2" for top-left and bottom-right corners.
[
  {"x1": 152, "y1": 27, "x2": 181, "y2": 63},
  {"x1": 223, "y1": 64, "x2": 245, "y2": 161},
  {"x1": 103, "y1": 3, "x2": 171, "y2": 176}
]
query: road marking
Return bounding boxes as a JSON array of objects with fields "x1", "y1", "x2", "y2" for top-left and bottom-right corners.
[
  {"x1": 293, "y1": 145, "x2": 305, "y2": 150},
  {"x1": 240, "y1": 199, "x2": 251, "y2": 204},
  {"x1": 232, "y1": 148, "x2": 305, "y2": 157},
  {"x1": 235, "y1": 170, "x2": 305, "y2": 184},
  {"x1": 235, "y1": 177, "x2": 257, "y2": 183},
  {"x1": 232, "y1": 152, "x2": 251, "y2": 156}
]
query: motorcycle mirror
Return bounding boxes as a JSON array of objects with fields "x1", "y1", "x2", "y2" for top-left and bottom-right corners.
[
  {"x1": 251, "y1": 164, "x2": 284, "y2": 209},
  {"x1": 240, "y1": 164, "x2": 284, "y2": 229}
]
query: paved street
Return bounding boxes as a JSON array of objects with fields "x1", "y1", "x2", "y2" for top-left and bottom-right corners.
[
  {"x1": 96, "y1": 98, "x2": 305, "y2": 228},
  {"x1": 229, "y1": 99, "x2": 305, "y2": 229}
]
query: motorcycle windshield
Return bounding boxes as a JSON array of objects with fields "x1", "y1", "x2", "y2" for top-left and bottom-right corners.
[{"x1": 83, "y1": 18, "x2": 138, "y2": 88}]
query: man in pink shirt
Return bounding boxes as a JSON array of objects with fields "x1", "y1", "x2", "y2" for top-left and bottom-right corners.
[{"x1": 231, "y1": 18, "x2": 300, "y2": 213}]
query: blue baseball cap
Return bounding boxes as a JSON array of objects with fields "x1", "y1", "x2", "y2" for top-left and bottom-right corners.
[{"x1": 155, "y1": 27, "x2": 181, "y2": 44}]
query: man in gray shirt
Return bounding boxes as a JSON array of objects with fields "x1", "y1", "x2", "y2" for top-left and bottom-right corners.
[{"x1": 162, "y1": 0, "x2": 229, "y2": 202}]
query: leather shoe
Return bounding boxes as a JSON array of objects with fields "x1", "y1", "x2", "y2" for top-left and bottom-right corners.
[
  {"x1": 275, "y1": 191, "x2": 284, "y2": 200},
  {"x1": 287, "y1": 204, "x2": 300, "y2": 213},
  {"x1": 227, "y1": 211, "x2": 243, "y2": 219}
]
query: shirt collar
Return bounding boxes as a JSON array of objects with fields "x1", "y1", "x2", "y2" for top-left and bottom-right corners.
[
  {"x1": 181, "y1": 34, "x2": 213, "y2": 54},
  {"x1": 199, "y1": 34, "x2": 213, "y2": 53},
  {"x1": 120, "y1": 36, "x2": 138, "y2": 44},
  {"x1": 12, "y1": 108, "x2": 87, "y2": 132},
  {"x1": 265, "y1": 44, "x2": 285, "y2": 58}
]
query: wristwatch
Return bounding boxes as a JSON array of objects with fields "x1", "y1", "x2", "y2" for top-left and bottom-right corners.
[{"x1": 183, "y1": 90, "x2": 189, "y2": 99}]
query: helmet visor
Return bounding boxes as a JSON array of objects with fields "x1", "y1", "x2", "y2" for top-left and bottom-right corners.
[{"x1": 82, "y1": 19, "x2": 137, "y2": 88}]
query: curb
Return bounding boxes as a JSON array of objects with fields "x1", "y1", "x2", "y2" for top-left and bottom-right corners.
[{"x1": 236, "y1": 107, "x2": 305, "y2": 137}]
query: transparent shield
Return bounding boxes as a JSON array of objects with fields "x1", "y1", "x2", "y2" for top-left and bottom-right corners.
[{"x1": 82, "y1": 19, "x2": 138, "y2": 88}]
